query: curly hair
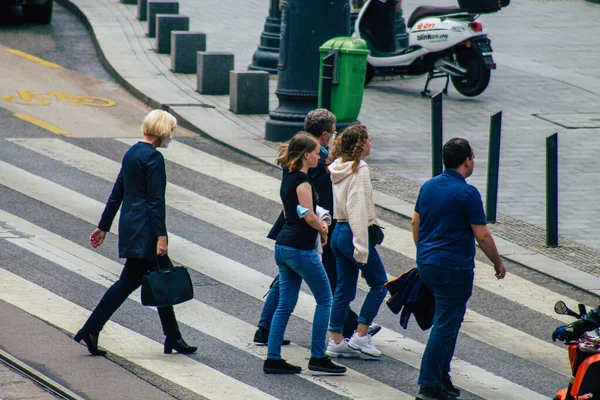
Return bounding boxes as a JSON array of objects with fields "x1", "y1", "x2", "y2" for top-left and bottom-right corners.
[
  {"x1": 326, "y1": 124, "x2": 369, "y2": 172},
  {"x1": 276, "y1": 132, "x2": 319, "y2": 172},
  {"x1": 304, "y1": 108, "x2": 336, "y2": 138}
]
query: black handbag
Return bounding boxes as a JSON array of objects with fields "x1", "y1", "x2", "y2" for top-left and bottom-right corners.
[
  {"x1": 368, "y1": 224, "x2": 385, "y2": 246},
  {"x1": 141, "y1": 255, "x2": 194, "y2": 307}
]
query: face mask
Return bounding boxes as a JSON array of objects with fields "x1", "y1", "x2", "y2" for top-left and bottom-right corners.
[
  {"x1": 326, "y1": 132, "x2": 336, "y2": 148},
  {"x1": 159, "y1": 137, "x2": 171, "y2": 148}
]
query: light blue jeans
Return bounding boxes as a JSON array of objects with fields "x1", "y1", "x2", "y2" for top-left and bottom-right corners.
[
  {"x1": 328, "y1": 222, "x2": 388, "y2": 333},
  {"x1": 267, "y1": 245, "x2": 332, "y2": 359}
]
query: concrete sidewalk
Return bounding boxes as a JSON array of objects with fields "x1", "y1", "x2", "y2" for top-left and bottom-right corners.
[{"x1": 55, "y1": 0, "x2": 600, "y2": 296}]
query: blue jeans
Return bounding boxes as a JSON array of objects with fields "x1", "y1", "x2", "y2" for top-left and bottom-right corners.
[
  {"x1": 267, "y1": 245, "x2": 332, "y2": 359},
  {"x1": 417, "y1": 263, "x2": 474, "y2": 387},
  {"x1": 328, "y1": 222, "x2": 387, "y2": 333}
]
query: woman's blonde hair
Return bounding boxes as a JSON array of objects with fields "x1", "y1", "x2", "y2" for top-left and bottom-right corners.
[
  {"x1": 326, "y1": 124, "x2": 369, "y2": 172},
  {"x1": 141, "y1": 110, "x2": 177, "y2": 139},
  {"x1": 276, "y1": 132, "x2": 319, "y2": 172}
]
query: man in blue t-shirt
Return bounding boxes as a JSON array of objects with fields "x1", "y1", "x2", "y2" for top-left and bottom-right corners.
[{"x1": 412, "y1": 138, "x2": 506, "y2": 400}]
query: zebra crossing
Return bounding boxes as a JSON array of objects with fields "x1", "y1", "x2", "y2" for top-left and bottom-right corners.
[{"x1": 0, "y1": 135, "x2": 580, "y2": 399}]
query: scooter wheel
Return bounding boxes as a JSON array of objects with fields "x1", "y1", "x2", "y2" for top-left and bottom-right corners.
[
  {"x1": 364, "y1": 63, "x2": 375, "y2": 86},
  {"x1": 450, "y1": 49, "x2": 491, "y2": 97}
]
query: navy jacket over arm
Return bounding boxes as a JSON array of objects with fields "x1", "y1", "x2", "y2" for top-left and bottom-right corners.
[
  {"x1": 98, "y1": 142, "x2": 168, "y2": 261},
  {"x1": 386, "y1": 267, "x2": 435, "y2": 331}
]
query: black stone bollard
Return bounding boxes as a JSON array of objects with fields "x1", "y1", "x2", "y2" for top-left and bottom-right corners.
[
  {"x1": 486, "y1": 112, "x2": 502, "y2": 223},
  {"x1": 249, "y1": 0, "x2": 281, "y2": 74},
  {"x1": 265, "y1": 0, "x2": 350, "y2": 142},
  {"x1": 431, "y1": 92, "x2": 443, "y2": 177},
  {"x1": 546, "y1": 133, "x2": 558, "y2": 247}
]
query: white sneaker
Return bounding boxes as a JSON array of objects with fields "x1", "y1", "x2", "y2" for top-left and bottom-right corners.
[
  {"x1": 326, "y1": 338, "x2": 361, "y2": 358},
  {"x1": 348, "y1": 332, "x2": 382, "y2": 358}
]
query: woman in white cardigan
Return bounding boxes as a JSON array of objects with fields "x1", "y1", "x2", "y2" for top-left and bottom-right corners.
[{"x1": 325, "y1": 124, "x2": 388, "y2": 359}]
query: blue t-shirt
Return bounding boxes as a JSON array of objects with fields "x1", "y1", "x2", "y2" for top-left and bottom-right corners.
[{"x1": 414, "y1": 169, "x2": 486, "y2": 270}]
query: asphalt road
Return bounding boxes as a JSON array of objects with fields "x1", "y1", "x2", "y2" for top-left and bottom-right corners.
[{"x1": 0, "y1": 4, "x2": 599, "y2": 400}]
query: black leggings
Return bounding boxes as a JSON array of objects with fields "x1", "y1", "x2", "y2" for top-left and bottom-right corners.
[{"x1": 82, "y1": 258, "x2": 181, "y2": 339}]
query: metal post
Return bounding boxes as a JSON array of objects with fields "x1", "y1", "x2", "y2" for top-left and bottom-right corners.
[
  {"x1": 431, "y1": 92, "x2": 443, "y2": 177},
  {"x1": 486, "y1": 111, "x2": 502, "y2": 223},
  {"x1": 265, "y1": 0, "x2": 350, "y2": 141},
  {"x1": 249, "y1": 0, "x2": 282, "y2": 74},
  {"x1": 546, "y1": 133, "x2": 558, "y2": 247}
]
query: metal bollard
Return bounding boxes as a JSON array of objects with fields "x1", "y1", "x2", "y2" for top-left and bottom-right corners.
[
  {"x1": 486, "y1": 111, "x2": 502, "y2": 223},
  {"x1": 546, "y1": 133, "x2": 558, "y2": 247},
  {"x1": 431, "y1": 92, "x2": 443, "y2": 177}
]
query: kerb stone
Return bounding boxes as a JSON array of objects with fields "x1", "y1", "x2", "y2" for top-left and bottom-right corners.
[
  {"x1": 171, "y1": 32, "x2": 207, "y2": 74},
  {"x1": 229, "y1": 71, "x2": 269, "y2": 115},
  {"x1": 147, "y1": 0, "x2": 179, "y2": 38},
  {"x1": 156, "y1": 15, "x2": 189, "y2": 54},
  {"x1": 197, "y1": 52, "x2": 234, "y2": 95}
]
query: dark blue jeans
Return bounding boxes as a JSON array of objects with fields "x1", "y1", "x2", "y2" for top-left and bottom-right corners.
[
  {"x1": 267, "y1": 245, "x2": 332, "y2": 359},
  {"x1": 417, "y1": 263, "x2": 474, "y2": 387},
  {"x1": 328, "y1": 222, "x2": 387, "y2": 333}
]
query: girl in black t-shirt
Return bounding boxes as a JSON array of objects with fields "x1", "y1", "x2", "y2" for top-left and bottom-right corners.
[{"x1": 263, "y1": 133, "x2": 345, "y2": 375}]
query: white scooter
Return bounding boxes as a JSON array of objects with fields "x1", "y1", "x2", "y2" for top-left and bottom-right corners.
[{"x1": 354, "y1": 0, "x2": 509, "y2": 97}]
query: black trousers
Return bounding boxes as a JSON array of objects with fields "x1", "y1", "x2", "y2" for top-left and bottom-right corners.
[
  {"x1": 82, "y1": 258, "x2": 181, "y2": 339},
  {"x1": 322, "y1": 221, "x2": 359, "y2": 338}
]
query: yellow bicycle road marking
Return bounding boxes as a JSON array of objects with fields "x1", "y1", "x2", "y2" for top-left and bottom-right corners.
[
  {"x1": 5, "y1": 49, "x2": 63, "y2": 69},
  {"x1": 14, "y1": 114, "x2": 70, "y2": 136}
]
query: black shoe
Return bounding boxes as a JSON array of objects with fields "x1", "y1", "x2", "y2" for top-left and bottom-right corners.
[
  {"x1": 74, "y1": 330, "x2": 106, "y2": 356},
  {"x1": 416, "y1": 384, "x2": 458, "y2": 400},
  {"x1": 308, "y1": 356, "x2": 346, "y2": 374},
  {"x1": 253, "y1": 327, "x2": 291, "y2": 346},
  {"x1": 368, "y1": 324, "x2": 382, "y2": 337},
  {"x1": 263, "y1": 358, "x2": 302, "y2": 374},
  {"x1": 164, "y1": 337, "x2": 197, "y2": 354},
  {"x1": 440, "y1": 372, "x2": 460, "y2": 397}
]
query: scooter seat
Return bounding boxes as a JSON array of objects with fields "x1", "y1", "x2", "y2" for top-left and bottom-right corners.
[{"x1": 407, "y1": 6, "x2": 463, "y2": 28}]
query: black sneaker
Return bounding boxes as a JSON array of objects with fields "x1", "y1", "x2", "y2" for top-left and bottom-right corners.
[
  {"x1": 253, "y1": 327, "x2": 291, "y2": 346},
  {"x1": 308, "y1": 356, "x2": 347, "y2": 374},
  {"x1": 440, "y1": 372, "x2": 460, "y2": 397},
  {"x1": 368, "y1": 324, "x2": 382, "y2": 337},
  {"x1": 415, "y1": 384, "x2": 457, "y2": 400},
  {"x1": 263, "y1": 358, "x2": 302, "y2": 374}
]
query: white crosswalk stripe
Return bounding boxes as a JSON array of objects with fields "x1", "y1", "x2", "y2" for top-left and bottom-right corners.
[
  {"x1": 0, "y1": 268, "x2": 277, "y2": 400},
  {"x1": 0, "y1": 153, "x2": 552, "y2": 399},
  {"x1": 0, "y1": 136, "x2": 575, "y2": 399},
  {"x1": 0, "y1": 209, "x2": 412, "y2": 400},
  {"x1": 7, "y1": 138, "x2": 570, "y2": 376}
]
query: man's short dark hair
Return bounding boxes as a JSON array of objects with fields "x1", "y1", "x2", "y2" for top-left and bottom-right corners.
[
  {"x1": 443, "y1": 138, "x2": 472, "y2": 169},
  {"x1": 304, "y1": 109, "x2": 336, "y2": 138}
]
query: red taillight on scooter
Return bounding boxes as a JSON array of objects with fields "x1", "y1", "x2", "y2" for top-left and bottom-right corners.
[{"x1": 468, "y1": 22, "x2": 483, "y2": 32}]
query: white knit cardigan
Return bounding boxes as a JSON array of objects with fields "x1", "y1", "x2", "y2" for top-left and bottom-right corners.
[{"x1": 329, "y1": 159, "x2": 378, "y2": 264}]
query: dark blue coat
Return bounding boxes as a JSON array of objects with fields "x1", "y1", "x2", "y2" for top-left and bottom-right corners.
[
  {"x1": 308, "y1": 147, "x2": 333, "y2": 216},
  {"x1": 386, "y1": 267, "x2": 435, "y2": 331},
  {"x1": 98, "y1": 142, "x2": 168, "y2": 261}
]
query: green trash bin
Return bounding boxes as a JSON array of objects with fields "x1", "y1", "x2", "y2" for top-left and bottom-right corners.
[{"x1": 318, "y1": 37, "x2": 370, "y2": 122}]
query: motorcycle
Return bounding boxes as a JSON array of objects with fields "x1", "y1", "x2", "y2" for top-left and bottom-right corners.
[
  {"x1": 553, "y1": 300, "x2": 600, "y2": 400},
  {"x1": 353, "y1": 0, "x2": 509, "y2": 97}
]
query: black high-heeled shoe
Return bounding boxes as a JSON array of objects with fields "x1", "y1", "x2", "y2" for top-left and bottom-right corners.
[
  {"x1": 74, "y1": 330, "x2": 106, "y2": 356},
  {"x1": 164, "y1": 337, "x2": 197, "y2": 354}
]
